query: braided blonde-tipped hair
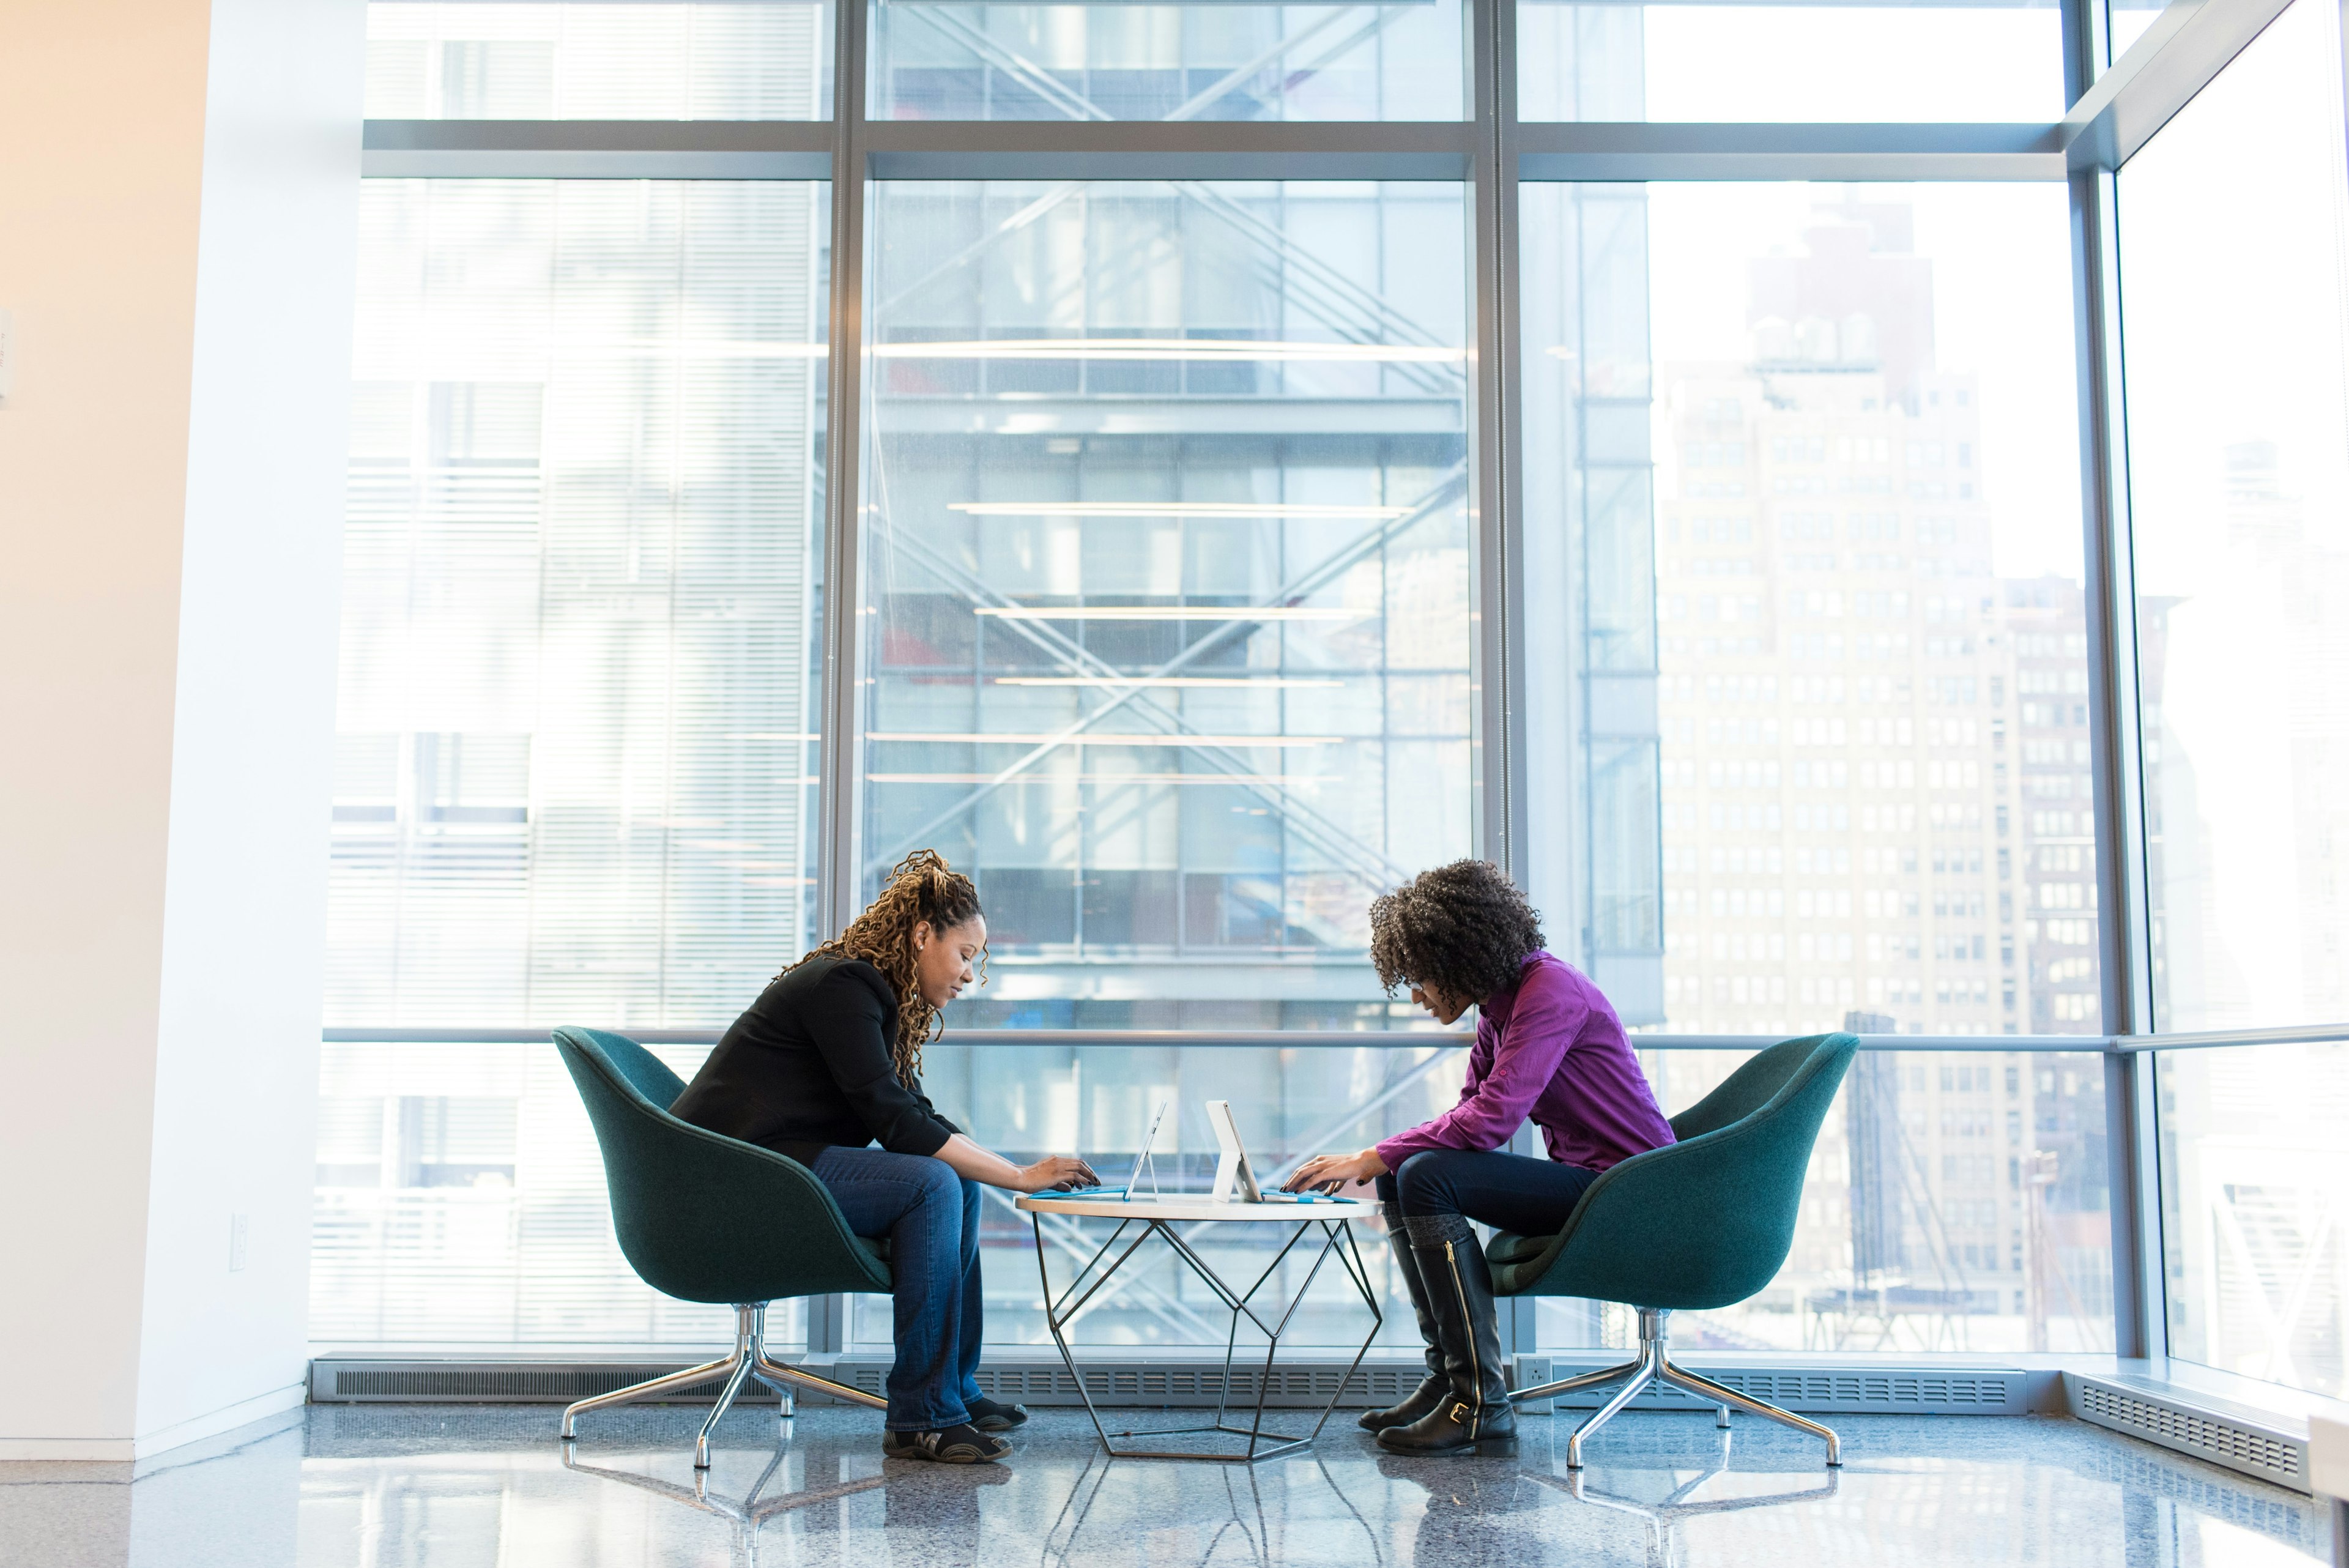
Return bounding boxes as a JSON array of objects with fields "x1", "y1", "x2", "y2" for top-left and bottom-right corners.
[{"x1": 795, "y1": 849, "x2": 986, "y2": 1085}]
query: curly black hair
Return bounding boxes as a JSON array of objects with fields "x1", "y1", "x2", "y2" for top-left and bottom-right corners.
[
  {"x1": 1368, "y1": 860, "x2": 1545, "y2": 1005},
  {"x1": 795, "y1": 849, "x2": 985, "y2": 1086}
]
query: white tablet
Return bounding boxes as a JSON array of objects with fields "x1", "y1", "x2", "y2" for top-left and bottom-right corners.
[{"x1": 1205, "y1": 1098, "x2": 1263, "y2": 1203}]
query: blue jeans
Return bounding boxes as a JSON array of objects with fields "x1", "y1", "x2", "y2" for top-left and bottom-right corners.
[
  {"x1": 809, "y1": 1146, "x2": 985, "y2": 1432},
  {"x1": 1376, "y1": 1148, "x2": 1599, "y2": 1236}
]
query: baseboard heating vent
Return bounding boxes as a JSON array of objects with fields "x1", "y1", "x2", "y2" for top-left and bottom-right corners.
[
  {"x1": 312, "y1": 1362, "x2": 787, "y2": 1405},
  {"x1": 311, "y1": 1356, "x2": 1430, "y2": 1409},
  {"x1": 2066, "y1": 1375, "x2": 2308, "y2": 1494},
  {"x1": 1509, "y1": 1358, "x2": 2028, "y2": 1416},
  {"x1": 971, "y1": 1361, "x2": 1427, "y2": 1408}
]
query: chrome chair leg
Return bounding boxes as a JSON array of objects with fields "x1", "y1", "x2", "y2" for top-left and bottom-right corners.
[
  {"x1": 1657, "y1": 1361, "x2": 1841, "y2": 1467},
  {"x1": 694, "y1": 1355, "x2": 758, "y2": 1470},
  {"x1": 749, "y1": 1365, "x2": 798, "y2": 1421},
  {"x1": 1519, "y1": 1307, "x2": 1840, "y2": 1471},
  {"x1": 743, "y1": 1299, "x2": 884, "y2": 1414},
  {"x1": 755, "y1": 1355, "x2": 882, "y2": 1410},
  {"x1": 561, "y1": 1354, "x2": 736, "y2": 1441},
  {"x1": 562, "y1": 1301, "x2": 885, "y2": 1462},
  {"x1": 740, "y1": 1302, "x2": 797, "y2": 1420},
  {"x1": 1564, "y1": 1339, "x2": 1663, "y2": 1470},
  {"x1": 1506, "y1": 1354, "x2": 1647, "y2": 1406}
]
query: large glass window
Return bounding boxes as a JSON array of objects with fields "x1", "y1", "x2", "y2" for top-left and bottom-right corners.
[
  {"x1": 858, "y1": 180, "x2": 1474, "y2": 1028},
  {"x1": 2118, "y1": 0, "x2": 2349, "y2": 1035},
  {"x1": 333, "y1": 180, "x2": 828, "y2": 1031},
  {"x1": 2121, "y1": 0, "x2": 2349, "y2": 1407},
  {"x1": 320, "y1": 180, "x2": 828, "y2": 1342},
  {"x1": 1518, "y1": 1, "x2": 2063, "y2": 122},
  {"x1": 366, "y1": 2, "x2": 833, "y2": 119},
  {"x1": 870, "y1": 1, "x2": 1464, "y2": 121},
  {"x1": 1523, "y1": 183, "x2": 2098, "y2": 1041},
  {"x1": 2158, "y1": 1042, "x2": 2349, "y2": 1399},
  {"x1": 323, "y1": 0, "x2": 2222, "y2": 1369}
]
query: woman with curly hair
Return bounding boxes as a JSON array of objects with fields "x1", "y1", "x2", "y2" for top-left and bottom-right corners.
[
  {"x1": 1285, "y1": 859, "x2": 1675, "y2": 1458},
  {"x1": 672, "y1": 850, "x2": 1096, "y2": 1465}
]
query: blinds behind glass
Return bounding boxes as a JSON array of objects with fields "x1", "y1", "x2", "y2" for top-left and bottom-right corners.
[
  {"x1": 365, "y1": 2, "x2": 828, "y2": 120},
  {"x1": 319, "y1": 180, "x2": 825, "y2": 1345},
  {"x1": 330, "y1": 179, "x2": 825, "y2": 1033}
]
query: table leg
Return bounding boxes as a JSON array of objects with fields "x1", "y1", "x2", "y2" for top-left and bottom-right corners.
[
  {"x1": 1028, "y1": 1215, "x2": 1384, "y2": 1463},
  {"x1": 1032, "y1": 1211, "x2": 1145, "y2": 1460},
  {"x1": 1220, "y1": 1219, "x2": 1384, "y2": 1458}
]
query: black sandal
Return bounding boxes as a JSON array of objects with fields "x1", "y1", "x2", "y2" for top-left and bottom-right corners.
[
  {"x1": 881, "y1": 1423, "x2": 1012, "y2": 1463},
  {"x1": 967, "y1": 1396, "x2": 1030, "y2": 1432}
]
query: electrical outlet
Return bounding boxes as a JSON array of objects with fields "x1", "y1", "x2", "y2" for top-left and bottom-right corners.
[{"x1": 229, "y1": 1213, "x2": 250, "y2": 1273}]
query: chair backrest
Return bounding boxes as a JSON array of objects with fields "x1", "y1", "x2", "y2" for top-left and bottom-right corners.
[
  {"x1": 1665, "y1": 1035, "x2": 1827, "y2": 1143},
  {"x1": 571, "y1": 1025, "x2": 689, "y2": 1110},
  {"x1": 1489, "y1": 1033, "x2": 1858, "y2": 1312},
  {"x1": 554, "y1": 1027, "x2": 891, "y2": 1305}
]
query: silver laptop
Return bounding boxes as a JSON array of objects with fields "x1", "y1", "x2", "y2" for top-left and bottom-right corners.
[
  {"x1": 1030, "y1": 1099, "x2": 1168, "y2": 1200},
  {"x1": 1206, "y1": 1099, "x2": 1334, "y2": 1203}
]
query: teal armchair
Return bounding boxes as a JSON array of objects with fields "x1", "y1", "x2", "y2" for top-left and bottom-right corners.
[
  {"x1": 1494, "y1": 1033, "x2": 1858, "y2": 1468},
  {"x1": 553, "y1": 1027, "x2": 889, "y2": 1466}
]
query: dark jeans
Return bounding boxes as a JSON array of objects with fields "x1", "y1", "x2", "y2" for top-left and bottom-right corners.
[
  {"x1": 1376, "y1": 1148, "x2": 1599, "y2": 1237},
  {"x1": 810, "y1": 1146, "x2": 985, "y2": 1432}
]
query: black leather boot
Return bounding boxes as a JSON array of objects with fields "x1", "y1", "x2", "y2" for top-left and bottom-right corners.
[
  {"x1": 1376, "y1": 1214, "x2": 1518, "y2": 1458},
  {"x1": 1359, "y1": 1203, "x2": 1449, "y2": 1432}
]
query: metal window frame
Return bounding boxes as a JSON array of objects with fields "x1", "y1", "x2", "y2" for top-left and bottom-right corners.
[{"x1": 350, "y1": 0, "x2": 2325, "y2": 1369}]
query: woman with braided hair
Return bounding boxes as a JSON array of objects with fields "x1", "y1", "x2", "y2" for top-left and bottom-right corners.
[
  {"x1": 1283, "y1": 859, "x2": 1676, "y2": 1458},
  {"x1": 674, "y1": 849, "x2": 1097, "y2": 1463}
]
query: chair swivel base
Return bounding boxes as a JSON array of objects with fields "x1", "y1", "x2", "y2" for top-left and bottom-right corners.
[
  {"x1": 559, "y1": 1302, "x2": 887, "y2": 1468},
  {"x1": 1508, "y1": 1307, "x2": 1840, "y2": 1470}
]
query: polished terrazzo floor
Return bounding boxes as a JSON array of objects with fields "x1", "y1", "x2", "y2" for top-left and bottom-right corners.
[{"x1": 1, "y1": 1401, "x2": 2328, "y2": 1567}]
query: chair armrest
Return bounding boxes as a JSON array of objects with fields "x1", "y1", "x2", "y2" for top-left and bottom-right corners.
[{"x1": 1486, "y1": 1232, "x2": 1555, "y2": 1268}]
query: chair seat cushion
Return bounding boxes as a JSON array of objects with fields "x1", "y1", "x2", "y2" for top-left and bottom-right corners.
[{"x1": 1486, "y1": 1230, "x2": 1568, "y2": 1295}]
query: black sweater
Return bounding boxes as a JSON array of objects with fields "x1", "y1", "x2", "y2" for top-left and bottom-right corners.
[{"x1": 670, "y1": 956, "x2": 961, "y2": 1167}]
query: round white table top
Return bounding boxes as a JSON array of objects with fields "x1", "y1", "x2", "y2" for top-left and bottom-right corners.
[{"x1": 1014, "y1": 1192, "x2": 1377, "y2": 1222}]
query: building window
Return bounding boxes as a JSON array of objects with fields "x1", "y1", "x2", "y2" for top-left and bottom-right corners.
[
  {"x1": 857, "y1": 180, "x2": 1473, "y2": 1028},
  {"x1": 2120, "y1": 0, "x2": 2349, "y2": 1034},
  {"x1": 1521, "y1": 183, "x2": 2098, "y2": 1044}
]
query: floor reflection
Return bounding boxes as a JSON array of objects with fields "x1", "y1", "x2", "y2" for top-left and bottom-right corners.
[
  {"x1": 0, "y1": 1404, "x2": 2330, "y2": 1567},
  {"x1": 1518, "y1": 1429, "x2": 1842, "y2": 1568},
  {"x1": 558, "y1": 1435, "x2": 892, "y2": 1568},
  {"x1": 1038, "y1": 1447, "x2": 1387, "y2": 1568}
]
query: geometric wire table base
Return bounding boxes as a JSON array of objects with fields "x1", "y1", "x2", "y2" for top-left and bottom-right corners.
[{"x1": 1026, "y1": 1205, "x2": 1384, "y2": 1463}]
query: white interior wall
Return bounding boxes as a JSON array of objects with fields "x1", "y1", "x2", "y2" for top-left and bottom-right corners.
[{"x1": 0, "y1": 0, "x2": 365, "y2": 1460}]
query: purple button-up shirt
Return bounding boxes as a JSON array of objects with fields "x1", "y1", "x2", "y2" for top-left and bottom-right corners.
[{"x1": 1375, "y1": 951, "x2": 1675, "y2": 1175}]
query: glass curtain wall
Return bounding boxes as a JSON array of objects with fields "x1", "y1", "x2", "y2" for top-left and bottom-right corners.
[
  {"x1": 321, "y1": 0, "x2": 2349, "y2": 1379},
  {"x1": 2116, "y1": 0, "x2": 2349, "y2": 1400},
  {"x1": 318, "y1": 174, "x2": 829, "y2": 1345},
  {"x1": 1517, "y1": 0, "x2": 2063, "y2": 122},
  {"x1": 1518, "y1": 180, "x2": 2112, "y2": 1356},
  {"x1": 366, "y1": 1, "x2": 834, "y2": 118},
  {"x1": 1524, "y1": 183, "x2": 2098, "y2": 1043},
  {"x1": 869, "y1": 0, "x2": 1464, "y2": 121},
  {"x1": 858, "y1": 180, "x2": 1473, "y2": 1031}
]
